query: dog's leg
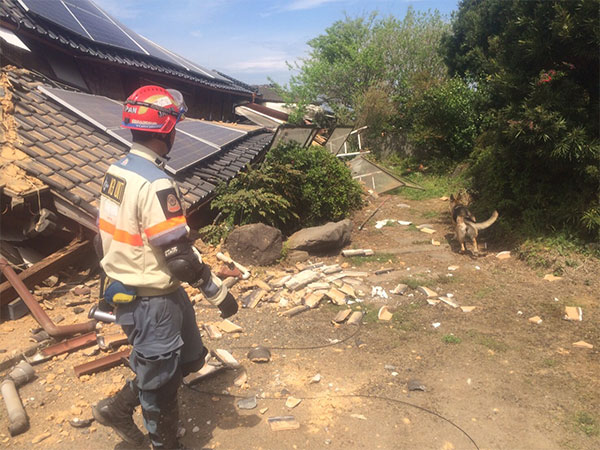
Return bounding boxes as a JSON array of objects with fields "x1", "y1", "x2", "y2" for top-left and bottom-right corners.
[{"x1": 472, "y1": 237, "x2": 479, "y2": 255}]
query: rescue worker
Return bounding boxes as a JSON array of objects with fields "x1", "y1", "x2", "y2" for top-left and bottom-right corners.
[{"x1": 92, "y1": 85, "x2": 238, "y2": 449}]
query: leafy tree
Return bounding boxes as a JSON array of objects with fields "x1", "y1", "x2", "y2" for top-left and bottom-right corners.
[
  {"x1": 406, "y1": 77, "x2": 487, "y2": 166},
  {"x1": 278, "y1": 8, "x2": 450, "y2": 155}
]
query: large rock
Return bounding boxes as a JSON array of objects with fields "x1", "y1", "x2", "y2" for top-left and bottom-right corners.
[
  {"x1": 225, "y1": 223, "x2": 282, "y2": 266},
  {"x1": 286, "y1": 219, "x2": 352, "y2": 254}
]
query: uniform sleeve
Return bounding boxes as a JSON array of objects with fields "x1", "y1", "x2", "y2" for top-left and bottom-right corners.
[{"x1": 138, "y1": 178, "x2": 189, "y2": 248}]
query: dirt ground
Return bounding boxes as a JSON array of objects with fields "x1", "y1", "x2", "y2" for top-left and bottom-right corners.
[{"x1": 0, "y1": 191, "x2": 598, "y2": 450}]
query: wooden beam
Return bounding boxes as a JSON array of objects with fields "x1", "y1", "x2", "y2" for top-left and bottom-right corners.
[{"x1": 0, "y1": 240, "x2": 92, "y2": 306}]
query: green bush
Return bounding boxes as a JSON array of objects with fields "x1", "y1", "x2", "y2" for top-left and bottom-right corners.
[
  {"x1": 199, "y1": 142, "x2": 363, "y2": 242},
  {"x1": 266, "y1": 143, "x2": 363, "y2": 228},
  {"x1": 407, "y1": 77, "x2": 486, "y2": 166}
]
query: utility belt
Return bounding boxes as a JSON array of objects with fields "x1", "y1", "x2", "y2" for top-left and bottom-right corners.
[{"x1": 100, "y1": 272, "x2": 179, "y2": 305}]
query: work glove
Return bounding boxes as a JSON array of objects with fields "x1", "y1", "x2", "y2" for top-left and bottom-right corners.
[{"x1": 218, "y1": 292, "x2": 238, "y2": 319}]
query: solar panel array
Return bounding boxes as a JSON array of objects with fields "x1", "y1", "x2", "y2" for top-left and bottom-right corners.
[
  {"x1": 39, "y1": 86, "x2": 247, "y2": 174},
  {"x1": 18, "y1": 0, "x2": 228, "y2": 82}
]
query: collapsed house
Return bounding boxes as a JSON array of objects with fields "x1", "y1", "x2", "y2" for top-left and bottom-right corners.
[{"x1": 0, "y1": 0, "x2": 275, "y2": 310}]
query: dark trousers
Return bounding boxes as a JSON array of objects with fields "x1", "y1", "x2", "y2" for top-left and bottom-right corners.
[{"x1": 116, "y1": 287, "x2": 205, "y2": 447}]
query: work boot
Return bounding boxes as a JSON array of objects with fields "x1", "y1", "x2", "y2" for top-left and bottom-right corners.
[{"x1": 92, "y1": 381, "x2": 146, "y2": 446}]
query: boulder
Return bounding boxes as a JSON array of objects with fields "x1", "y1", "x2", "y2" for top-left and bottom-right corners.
[
  {"x1": 286, "y1": 219, "x2": 352, "y2": 254},
  {"x1": 225, "y1": 223, "x2": 282, "y2": 266}
]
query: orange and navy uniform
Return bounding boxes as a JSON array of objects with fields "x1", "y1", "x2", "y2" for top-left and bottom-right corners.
[{"x1": 98, "y1": 142, "x2": 188, "y2": 296}]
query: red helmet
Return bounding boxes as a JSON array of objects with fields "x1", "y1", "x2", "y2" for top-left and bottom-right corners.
[{"x1": 122, "y1": 85, "x2": 187, "y2": 134}]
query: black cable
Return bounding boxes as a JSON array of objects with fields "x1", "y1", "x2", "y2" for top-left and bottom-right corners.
[
  {"x1": 185, "y1": 386, "x2": 480, "y2": 450},
  {"x1": 230, "y1": 324, "x2": 362, "y2": 351}
]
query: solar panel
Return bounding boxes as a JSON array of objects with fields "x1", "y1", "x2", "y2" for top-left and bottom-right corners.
[
  {"x1": 178, "y1": 121, "x2": 246, "y2": 147},
  {"x1": 38, "y1": 86, "x2": 247, "y2": 175},
  {"x1": 165, "y1": 134, "x2": 220, "y2": 174},
  {"x1": 19, "y1": 0, "x2": 230, "y2": 82},
  {"x1": 270, "y1": 125, "x2": 318, "y2": 149},
  {"x1": 325, "y1": 127, "x2": 353, "y2": 155},
  {"x1": 18, "y1": 0, "x2": 89, "y2": 37},
  {"x1": 65, "y1": 0, "x2": 143, "y2": 53}
]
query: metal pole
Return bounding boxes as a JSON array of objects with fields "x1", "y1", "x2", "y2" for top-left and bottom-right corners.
[{"x1": 0, "y1": 258, "x2": 96, "y2": 338}]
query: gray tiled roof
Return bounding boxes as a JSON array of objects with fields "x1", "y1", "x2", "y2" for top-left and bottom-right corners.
[
  {"x1": 0, "y1": 0, "x2": 255, "y2": 95},
  {"x1": 5, "y1": 67, "x2": 273, "y2": 223}
]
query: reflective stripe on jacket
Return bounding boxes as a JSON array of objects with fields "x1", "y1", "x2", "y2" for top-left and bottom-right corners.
[{"x1": 98, "y1": 143, "x2": 189, "y2": 296}]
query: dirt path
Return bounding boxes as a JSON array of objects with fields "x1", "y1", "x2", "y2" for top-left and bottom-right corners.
[{"x1": 1, "y1": 193, "x2": 598, "y2": 450}]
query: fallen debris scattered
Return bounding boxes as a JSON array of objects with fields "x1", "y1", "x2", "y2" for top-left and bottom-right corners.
[
  {"x1": 418, "y1": 286, "x2": 438, "y2": 298},
  {"x1": 285, "y1": 396, "x2": 302, "y2": 409},
  {"x1": 543, "y1": 274, "x2": 563, "y2": 282},
  {"x1": 378, "y1": 306, "x2": 393, "y2": 321},
  {"x1": 528, "y1": 316, "x2": 543, "y2": 325},
  {"x1": 247, "y1": 346, "x2": 271, "y2": 363},
  {"x1": 564, "y1": 306, "x2": 583, "y2": 322},
  {"x1": 332, "y1": 309, "x2": 352, "y2": 324},
  {"x1": 342, "y1": 249, "x2": 374, "y2": 257},
  {"x1": 268, "y1": 416, "x2": 300, "y2": 431},
  {"x1": 237, "y1": 395, "x2": 257, "y2": 410},
  {"x1": 73, "y1": 349, "x2": 131, "y2": 377},
  {"x1": 390, "y1": 284, "x2": 408, "y2": 295},
  {"x1": 212, "y1": 349, "x2": 240, "y2": 369},
  {"x1": 407, "y1": 379, "x2": 426, "y2": 392},
  {"x1": 572, "y1": 341, "x2": 593, "y2": 349},
  {"x1": 347, "y1": 311, "x2": 364, "y2": 326},
  {"x1": 217, "y1": 319, "x2": 243, "y2": 334},
  {"x1": 496, "y1": 251, "x2": 511, "y2": 260}
]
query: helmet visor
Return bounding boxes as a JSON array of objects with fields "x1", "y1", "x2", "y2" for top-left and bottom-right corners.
[{"x1": 167, "y1": 89, "x2": 188, "y2": 122}]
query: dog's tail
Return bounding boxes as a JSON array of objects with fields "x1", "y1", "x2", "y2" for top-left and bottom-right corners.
[{"x1": 467, "y1": 211, "x2": 498, "y2": 230}]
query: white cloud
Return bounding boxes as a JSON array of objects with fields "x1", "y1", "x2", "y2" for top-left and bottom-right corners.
[
  {"x1": 284, "y1": 0, "x2": 344, "y2": 11},
  {"x1": 227, "y1": 56, "x2": 291, "y2": 72}
]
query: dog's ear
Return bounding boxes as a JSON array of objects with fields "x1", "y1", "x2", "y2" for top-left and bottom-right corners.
[{"x1": 450, "y1": 194, "x2": 455, "y2": 202}]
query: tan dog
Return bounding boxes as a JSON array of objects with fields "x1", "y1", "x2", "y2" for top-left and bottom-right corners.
[{"x1": 450, "y1": 192, "x2": 498, "y2": 254}]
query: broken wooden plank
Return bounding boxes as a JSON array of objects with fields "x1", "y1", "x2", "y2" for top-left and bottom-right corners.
[
  {"x1": 40, "y1": 332, "x2": 97, "y2": 358},
  {"x1": 0, "y1": 240, "x2": 92, "y2": 306},
  {"x1": 96, "y1": 332, "x2": 129, "y2": 351},
  {"x1": 74, "y1": 349, "x2": 130, "y2": 377}
]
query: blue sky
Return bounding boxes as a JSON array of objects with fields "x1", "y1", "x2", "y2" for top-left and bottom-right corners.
[{"x1": 95, "y1": 0, "x2": 459, "y2": 86}]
